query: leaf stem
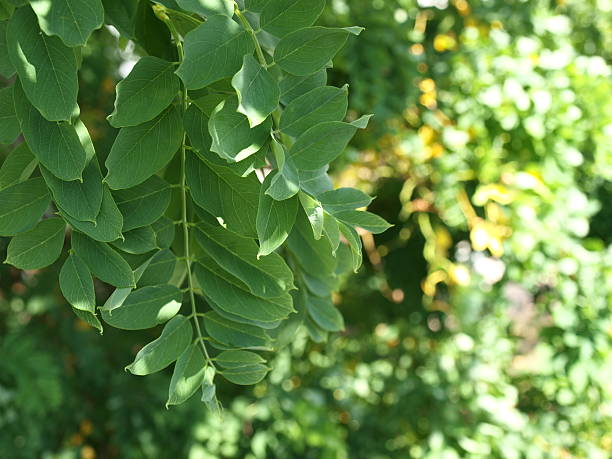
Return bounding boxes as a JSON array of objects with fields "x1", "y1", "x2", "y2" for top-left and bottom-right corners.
[{"x1": 234, "y1": 6, "x2": 268, "y2": 68}]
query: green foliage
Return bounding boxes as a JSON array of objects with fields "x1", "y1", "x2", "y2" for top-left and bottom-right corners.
[{"x1": 0, "y1": 0, "x2": 388, "y2": 412}]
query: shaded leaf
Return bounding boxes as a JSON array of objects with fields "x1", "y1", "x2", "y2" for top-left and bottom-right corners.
[
  {"x1": 114, "y1": 175, "x2": 172, "y2": 231},
  {"x1": 257, "y1": 173, "x2": 298, "y2": 257},
  {"x1": 0, "y1": 143, "x2": 37, "y2": 191},
  {"x1": 5, "y1": 218, "x2": 65, "y2": 270},
  {"x1": 202, "y1": 311, "x2": 271, "y2": 350},
  {"x1": 167, "y1": 343, "x2": 207, "y2": 407},
  {"x1": 260, "y1": 0, "x2": 325, "y2": 38},
  {"x1": 0, "y1": 177, "x2": 50, "y2": 236},
  {"x1": 60, "y1": 253, "x2": 95, "y2": 313},
  {"x1": 0, "y1": 85, "x2": 19, "y2": 144}
]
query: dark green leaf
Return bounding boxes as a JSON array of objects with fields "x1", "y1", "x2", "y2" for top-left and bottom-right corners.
[
  {"x1": 202, "y1": 311, "x2": 271, "y2": 350},
  {"x1": 257, "y1": 173, "x2": 298, "y2": 257},
  {"x1": 216, "y1": 350, "x2": 268, "y2": 385},
  {"x1": 0, "y1": 177, "x2": 50, "y2": 236},
  {"x1": 108, "y1": 56, "x2": 180, "y2": 128},
  {"x1": 112, "y1": 226, "x2": 158, "y2": 254},
  {"x1": 279, "y1": 69, "x2": 326, "y2": 105},
  {"x1": 280, "y1": 85, "x2": 348, "y2": 137},
  {"x1": 152, "y1": 216, "x2": 176, "y2": 249},
  {"x1": 0, "y1": 86, "x2": 19, "y2": 144},
  {"x1": 60, "y1": 253, "x2": 95, "y2": 313},
  {"x1": 0, "y1": 22, "x2": 15, "y2": 78},
  {"x1": 231, "y1": 55, "x2": 280, "y2": 127},
  {"x1": 138, "y1": 249, "x2": 177, "y2": 287},
  {"x1": 176, "y1": 15, "x2": 254, "y2": 90},
  {"x1": 5, "y1": 218, "x2": 65, "y2": 270},
  {"x1": 114, "y1": 175, "x2": 172, "y2": 231},
  {"x1": 102, "y1": 0, "x2": 138, "y2": 37},
  {"x1": 30, "y1": 0, "x2": 104, "y2": 47},
  {"x1": 0, "y1": 143, "x2": 37, "y2": 191},
  {"x1": 72, "y1": 232, "x2": 135, "y2": 287},
  {"x1": 274, "y1": 26, "x2": 363, "y2": 76},
  {"x1": 167, "y1": 343, "x2": 207, "y2": 407},
  {"x1": 126, "y1": 315, "x2": 192, "y2": 375},
  {"x1": 72, "y1": 307, "x2": 103, "y2": 334},
  {"x1": 7, "y1": 7, "x2": 78, "y2": 121},
  {"x1": 306, "y1": 294, "x2": 344, "y2": 332},
  {"x1": 287, "y1": 209, "x2": 336, "y2": 275},
  {"x1": 260, "y1": 0, "x2": 325, "y2": 38},
  {"x1": 105, "y1": 107, "x2": 183, "y2": 190}
]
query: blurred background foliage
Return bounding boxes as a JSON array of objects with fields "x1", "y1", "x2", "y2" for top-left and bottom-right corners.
[{"x1": 1, "y1": 0, "x2": 611, "y2": 457}]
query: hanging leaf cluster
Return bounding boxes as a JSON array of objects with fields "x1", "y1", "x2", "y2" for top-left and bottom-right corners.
[{"x1": 0, "y1": 0, "x2": 391, "y2": 410}]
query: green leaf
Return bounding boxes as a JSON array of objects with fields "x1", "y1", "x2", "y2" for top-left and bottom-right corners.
[
  {"x1": 322, "y1": 211, "x2": 340, "y2": 255},
  {"x1": 279, "y1": 69, "x2": 326, "y2": 105},
  {"x1": 105, "y1": 107, "x2": 183, "y2": 190},
  {"x1": 72, "y1": 307, "x2": 103, "y2": 334},
  {"x1": 167, "y1": 343, "x2": 207, "y2": 407},
  {"x1": 195, "y1": 218, "x2": 294, "y2": 298},
  {"x1": 176, "y1": 0, "x2": 233, "y2": 17},
  {"x1": 176, "y1": 15, "x2": 254, "y2": 90},
  {"x1": 101, "y1": 284, "x2": 182, "y2": 330},
  {"x1": 264, "y1": 139, "x2": 300, "y2": 201},
  {"x1": 0, "y1": 143, "x2": 38, "y2": 191},
  {"x1": 318, "y1": 187, "x2": 374, "y2": 214},
  {"x1": 244, "y1": 0, "x2": 270, "y2": 12},
  {"x1": 202, "y1": 311, "x2": 271, "y2": 350},
  {"x1": 112, "y1": 226, "x2": 158, "y2": 254},
  {"x1": 260, "y1": 0, "x2": 325, "y2": 38},
  {"x1": 99, "y1": 256, "x2": 153, "y2": 315},
  {"x1": 0, "y1": 22, "x2": 15, "y2": 78},
  {"x1": 114, "y1": 175, "x2": 172, "y2": 231},
  {"x1": 338, "y1": 221, "x2": 362, "y2": 272},
  {"x1": 60, "y1": 253, "x2": 95, "y2": 313},
  {"x1": 108, "y1": 56, "x2": 180, "y2": 128},
  {"x1": 280, "y1": 85, "x2": 348, "y2": 137},
  {"x1": 41, "y1": 122, "x2": 103, "y2": 222},
  {"x1": 0, "y1": 177, "x2": 50, "y2": 236},
  {"x1": 30, "y1": 0, "x2": 104, "y2": 47},
  {"x1": 194, "y1": 262, "x2": 294, "y2": 325},
  {"x1": 0, "y1": 86, "x2": 19, "y2": 144},
  {"x1": 216, "y1": 350, "x2": 268, "y2": 385},
  {"x1": 14, "y1": 82, "x2": 87, "y2": 181},
  {"x1": 287, "y1": 210, "x2": 336, "y2": 275},
  {"x1": 209, "y1": 96, "x2": 272, "y2": 162},
  {"x1": 5, "y1": 218, "x2": 65, "y2": 270},
  {"x1": 184, "y1": 104, "x2": 212, "y2": 152},
  {"x1": 306, "y1": 294, "x2": 344, "y2": 332},
  {"x1": 138, "y1": 249, "x2": 177, "y2": 287},
  {"x1": 102, "y1": 0, "x2": 138, "y2": 38},
  {"x1": 335, "y1": 210, "x2": 392, "y2": 234},
  {"x1": 298, "y1": 191, "x2": 324, "y2": 239},
  {"x1": 274, "y1": 26, "x2": 363, "y2": 76},
  {"x1": 298, "y1": 166, "x2": 333, "y2": 196},
  {"x1": 59, "y1": 187, "x2": 124, "y2": 243},
  {"x1": 231, "y1": 55, "x2": 280, "y2": 127},
  {"x1": 7, "y1": 7, "x2": 78, "y2": 121},
  {"x1": 72, "y1": 232, "x2": 135, "y2": 287},
  {"x1": 126, "y1": 315, "x2": 192, "y2": 375},
  {"x1": 186, "y1": 152, "x2": 260, "y2": 238},
  {"x1": 152, "y1": 217, "x2": 176, "y2": 249},
  {"x1": 257, "y1": 173, "x2": 298, "y2": 257},
  {"x1": 288, "y1": 116, "x2": 371, "y2": 171}
]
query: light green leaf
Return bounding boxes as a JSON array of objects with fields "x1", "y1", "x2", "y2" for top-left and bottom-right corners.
[
  {"x1": 30, "y1": 0, "x2": 104, "y2": 47},
  {"x1": 102, "y1": 284, "x2": 183, "y2": 330},
  {"x1": 279, "y1": 69, "x2": 326, "y2": 105},
  {"x1": 126, "y1": 315, "x2": 192, "y2": 375},
  {"x1": 298, "y1": 191, "x2": 324, "y2": 239},
  {"x1": 257, "y1": 173, "x2": 298, "y2": 257},
  {"x1": 195, "y1": 218, "x2": 294, "y2": 298},
  {"x1": 287, "y1": 210, "x2": 336, "y2": 276},
  {"x1": 0, "y1": 86, "x2": 19, "y2": 144},
  {"x1": 319, "y1": 187, "x2": 373, "y2": 213},
  {"x1": 274, "y1": 26, "x2": 363, "y2": 76},
  {"x1": 5, "y1": 218, "x2": 65, "y2": 270},
  {"x1": 72, "y1": 307, "x2": 103, "y2": 334},
  {"x1": 138, "y1": 249, "x2": 177, "y2": 287},
  {"x1": 338, "y1": 221, "x2": 362, "y2": 272},
  {"x1": 108, "y1": 56, "x2": 180, "y2": 128},
  {"x1": 260, "y1": 0, "x2": 325, "y2": 38},
  {"x1": 114, "y1": 175, "x2": 172, "y2": 231},
  {"x1": 202, "y1": 311, "x2": 271, "y2": 350},
  {"x1": 176, "y1": 15, "x2": 254, "y2": 90},
  {"x1": 176, "y1": 0, "x2": 233, "y2": 17},
  {"x1": 60, "y1": 253, "x2": 95, "y2": 313},
  {"x1": 231, "y1": 55, "x2": 280, "y2": 127},
  {"x1": 280, "y1": 85, "x2": 348, "y2": 137},
  {"x1": 7, "y1": 7, "x2": 78, "y2": 121},
  {"x1": 194, "y1": 262, "x2": 294, "y2": 325},
  {"x1": 0, "y1": 177, "x2": 50, "y2": 236},
  {"x1": 264, "y1": 139, "x2": 300, "y2": 201},
  {"x1": 167, "y1": 343, "x2": 207, "y2": 407},
  {"x1": 306, "y1": 294, "x2": 344, "y2": 332},
  {"x1": 216, "y1": 350, "x2": 268, "y2": 385},
  {"x1": 41, "y1": 122, "x2": 103, "y2": 222},
  {"x1": 0, "y1": 143, "x2": 38, "y2": 191},
  {"x1": 60, "y1": 186, "x2": 123, "y2": 242},
  {"x1": 288, "y1": 116, "x2": 371, "y2": 171},
  {"x1": 14, "y1": 82, "x2": 86, "y2": 181},
  {"x1": 186, "y1": 152, "x2": 260, "y2": 237},
  {"x1": 72, "y1": 232, "x2": 135, "y2": 287},
  {"x1": 299, "y1": 166, "x2": 333, "y2": 196},
  {"x1": 322, "y1": 211, "x2": 340, "y2": 255},
  {"x1": 209, "y1": 96, "x2": 272, "y2": 162},
  {"x1": 105, "y1": 107, "x2": 183, "y2": 190},
  {"x1": 0, "y1": 22, "x2": 15, "y2": 78},
  {"x1": 335, "y1": 210, "x2": 392, "y2": 234},
  {"x1": 112, "y1": 226, "x2": 158, "y2": 254}
]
